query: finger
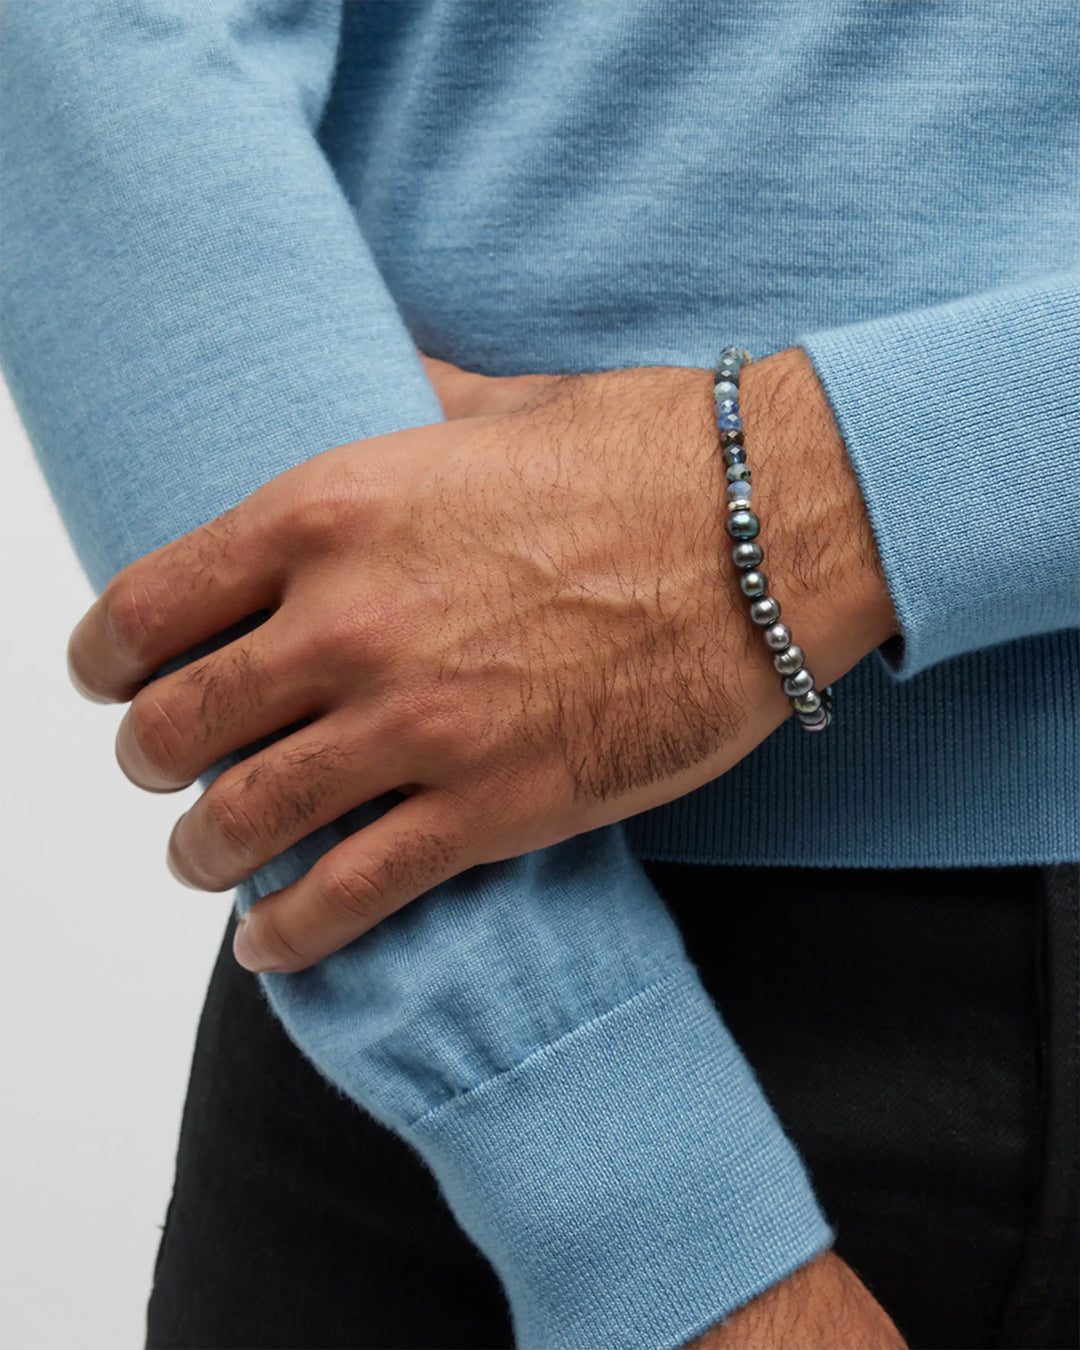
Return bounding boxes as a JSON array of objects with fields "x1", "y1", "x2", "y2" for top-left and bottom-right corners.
[
  {"x1": 417, "y1": 350, "x2": 491, "y2": 419},
  {"x1": 165, "y1": 702, "x2": 415, "y2": 891},
  {"x1": 67, "y1": 495, "x2": 286, "y2": 704},
  {"x1": 417, "y1": 349, "x2": 553, "y2": 419},
  {"x1": 114, "y1": 609, "x2": 330, "y2": 792},
  {"x1": 231, "y1": 788, "x2": 475, "y2": 972}
]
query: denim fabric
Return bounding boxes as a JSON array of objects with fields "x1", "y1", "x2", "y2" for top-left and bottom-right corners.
[{"x1": 3, "y1": 3, "x2": 1077, "y2": 1345}]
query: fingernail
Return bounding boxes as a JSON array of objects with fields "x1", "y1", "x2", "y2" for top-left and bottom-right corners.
[{"x1": 233, "y1": 916, "x2": 278, "y2": 973}]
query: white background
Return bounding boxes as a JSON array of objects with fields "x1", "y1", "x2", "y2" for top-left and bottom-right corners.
[{"x1": 1, "y1": 379, "x2": 229, "y2": 1349}]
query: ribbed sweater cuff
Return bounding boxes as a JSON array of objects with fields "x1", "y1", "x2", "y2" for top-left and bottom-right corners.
[
  {"x1": 404, "y1": 969, "x2": 833, "y2": 1350},
  {"x1": 796, "y1": 273, "x2": 1080, "y2": 679}
]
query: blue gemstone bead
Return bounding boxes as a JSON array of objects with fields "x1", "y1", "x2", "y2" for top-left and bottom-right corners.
[
  {"x1": 722, "y1": 444, "x2": 747, "y2": 467},
  {"x1": 727, "y1": 481, "x2": 752, "y2": 504},
  {"x1": 718, "y1": 411, "x2": 743, "y2": 431},
  {"x1": 714, "y1": 397, "x2": 738, "y2": 416},
  {"x1": 712, "y1": 380, "x2": 739, "y2": 403},
  {"x1": 726, "y1": 463, "x2": 752, "y2": 482},
  {"x1": 726, "y1": 510, "x2": 760, "y2": 540}
]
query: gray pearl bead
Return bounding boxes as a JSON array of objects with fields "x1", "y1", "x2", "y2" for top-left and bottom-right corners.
[
  {"x1": 732, "y1": 541, "x2": 763, "y2": 569},
  {"x1": 792, "y1": 690, "x2": 822, "y2": 715},
  {"x1": 797, "y1": 709, "x2": 831, "y2": 732},
  {"x1": 750, "y1": 595, "x2": 781, "y2": 625},
  {"x1": 725, "y1": 509, "x2": 760, "y2": 540},
  {"x1": 782, "y1": 668, "x2": 815, "y2": 698},
  {"x1": 726, "y1": 463, "x2": 752, "y2": 483},
  {"x1": 740, "y1": 570, "x2": 767, "y2": 597},
  {"x1": 773, "y1": 644, "x2": 805, "y2": 676},
  {"x1": 764, "y1": 622, "x2": 791, "y2": 650}
]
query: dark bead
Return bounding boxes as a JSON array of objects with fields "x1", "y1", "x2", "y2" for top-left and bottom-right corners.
[
  {"x1": 764, "y1": 622, "x2": 791, "y2": 650},
  {"x1": 722, "y1": 445, "x2": 747, "y2": 467},
  {"x1": 719, "y1": 429, "x2": 744, "y2": 448},
  {"x1": 732, "y1": 541, "x2": 763, "y2": 569},
  {"x1": 750, "y1": 595, "x2": 781, "y2": 625},
  {"x1": 782, "y1": 669, "x2": 815, "y2": 698},
  {"x1": 773, "y1": 645, "x2": 805, "y2": 676},
  {"x1": 725, "y1": 510, "x2": 759, "y2": 540},
  {"x1": 740, "y1": 570, "x2": 767, "y2": 598}
]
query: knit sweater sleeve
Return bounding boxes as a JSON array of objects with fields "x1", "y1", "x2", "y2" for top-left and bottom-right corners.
[
  {"x1": 796, "y1": 273, "x2": 1079, "y2": 679},
  {"x1": 0, "y1": 5, "x2": 831, "y2": 1348}
]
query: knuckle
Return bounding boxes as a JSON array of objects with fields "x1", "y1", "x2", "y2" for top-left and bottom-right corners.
[
  {"x1": 274, "y1": 472, "x2": 375, "y2": 557},
  {"x1": 127, "y1": 694, "x2": 185, "y2": 778},
  {"x1": 248, "y1": 908, "x2": 307, "y2": 972},
  {"x1": 312, "y1": 592, "x2": 400, "y2": 671},
  {"x1": 204, "y1": 790, "x2": 263, "y2": 863},
  {"x1": 318, "y1": 858, "x2": 389, "y2": 927},
  {"x1": 105, "y1": 577, "x2": 163, "y2": 658}
]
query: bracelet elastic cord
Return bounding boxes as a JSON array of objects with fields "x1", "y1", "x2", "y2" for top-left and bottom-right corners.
[{"x1": 713, "y1": 346, "x2": 834, "y2": 732}]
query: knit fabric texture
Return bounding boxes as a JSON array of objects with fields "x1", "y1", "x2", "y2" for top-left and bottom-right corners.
[{"x1": 2, "y1": 3, "x2": 1076, "y2": 1347}]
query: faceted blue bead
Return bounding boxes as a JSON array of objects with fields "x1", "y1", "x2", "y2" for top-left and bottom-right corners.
[
  {"x1": 722, "y1": 444, "x2": 747, "y2": 466},
  {"x1": 712, "y1": 380, "x2": 739, "y2": 403},
  {"x1": 727, "y1": 481, "x2": 752, "y2": 504},
  {"x1": 714, "y1": 398, "x2": 738, "y2": 416},
  {"x1": 717, "y1": 411, "x2": 743, "y2": 431},
  {"x1": 726, "y1": 463, "x2": 752, "y2": 482}
]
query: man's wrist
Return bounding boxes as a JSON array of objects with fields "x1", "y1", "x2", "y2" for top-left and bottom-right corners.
[{"x1": 736, "y1": 346, "x2": 900, "y2": 696}]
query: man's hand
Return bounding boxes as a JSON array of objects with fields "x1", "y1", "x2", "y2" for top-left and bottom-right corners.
[
  {"x1": 684, "y1": 1250, "x2": 907, "y2": 1349},
  {"x1": 67, "y1": 349, "x2": 896, "y2": 973}
]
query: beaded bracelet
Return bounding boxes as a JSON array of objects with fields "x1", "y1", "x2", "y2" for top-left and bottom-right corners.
[{"x1": 713, "y1": 346, "x2": 834, "y2": 732}]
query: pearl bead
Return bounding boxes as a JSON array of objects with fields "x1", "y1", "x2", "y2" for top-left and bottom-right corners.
[
  {"x1": 726, "y1": 510, "x2": 759, "y2": 539},
  {"x1": 726, "y1": 463, "x2": 752, "y2": 482},
  {"x1": 773, "y1": 645, "x2": 805, "y2": 676},
  {"x1": 764, "y1": 622, "x2": 791, "y2": 650},
  {"x1": 713, "y1": 380, "x2": 739, "y2": 403},
  {"x1": 740, "y1": 570, "x2": 767, "y2": 597},
  {"x1": 793, "y1": 690, "x2": 822, "y2": 715},
  {"x1": 782, "y1": 669, "x2": 815, "y2": 698},
  {"x1": 732, "y1": 541, "x2": 763, "y2": 569},
  {"x1": 797, "y1": 709, "x2": 831, "y2": 732},
  {"x1": 750, "y1": 595, "x2": 781, "y2": 625}
]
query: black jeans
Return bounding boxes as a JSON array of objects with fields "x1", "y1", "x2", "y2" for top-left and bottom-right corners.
[{"x1": 146, "y1": 864, "x2": 1079, "y2": 1350}]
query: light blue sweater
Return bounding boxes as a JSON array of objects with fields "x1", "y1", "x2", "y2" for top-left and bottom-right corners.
[{"x1": 3, "y1": 3, "x2": 1077, "y2": 1347}]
